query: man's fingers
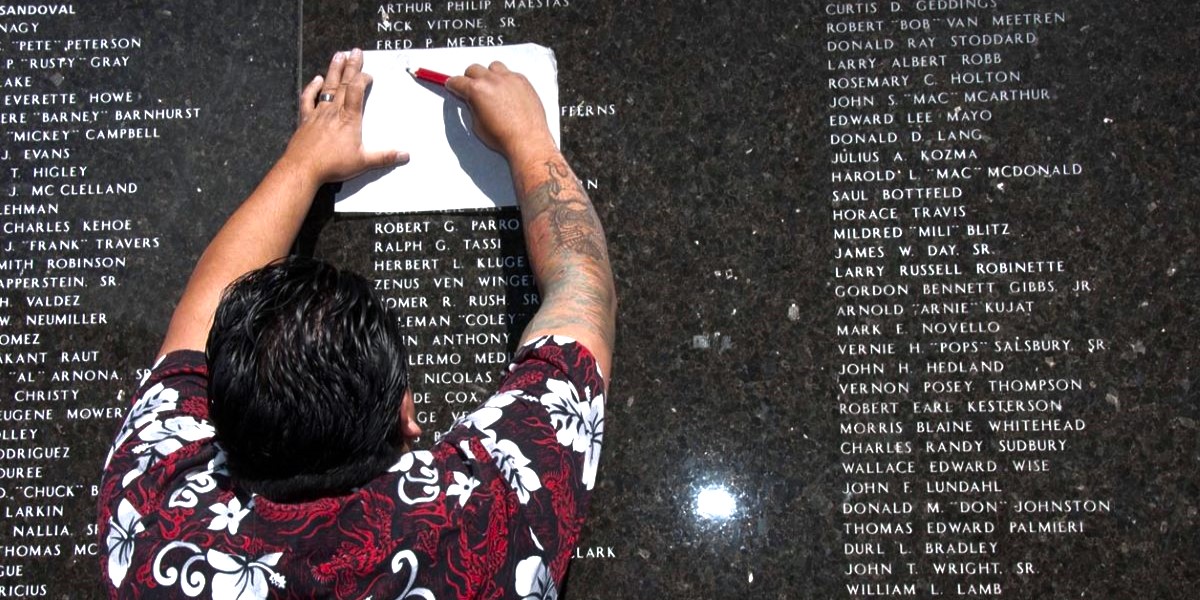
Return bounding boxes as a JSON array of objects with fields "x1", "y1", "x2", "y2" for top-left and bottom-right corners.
[
  {"x1": 488, "y1": 60, "x2": 510, "y2": 73},
  {"x1": 339, "y1": 49, "x2": 364, "y2": 95},
  {"x1": 321, "y1": 51, "x2": 347, "y2": 94},
  {"x1": 446, "y1": 63, "x2": 490, "y2": 101},
  {"x1": 342, "y1": 72, "x2": 371, "y2": 115},
  {"x1": 464, "y1": 63, "x2": 489, "y2": 78},
  {"x1": 444, "y1": 75, "x2": 471, "y2": 100},
  {"x1": 299, "y1": 75, "x2": 323, "y2": 119},
  {"x1": 364, "y1": 149, "x2": 409, "y2": 170}
]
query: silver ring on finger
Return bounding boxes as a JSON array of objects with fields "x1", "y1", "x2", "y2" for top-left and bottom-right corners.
[{"x1": 317, "y1": 92, "x2": 336, "y2": 103}]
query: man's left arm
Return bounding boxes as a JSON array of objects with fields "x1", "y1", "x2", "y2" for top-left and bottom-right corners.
[{"x1": 158, "y1": 49, "x2": 406, "y2": 356}]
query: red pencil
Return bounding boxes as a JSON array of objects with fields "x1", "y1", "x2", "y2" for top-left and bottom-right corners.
[{"x1": 409, "y1": 67, "x2": 451, "y2": 86}]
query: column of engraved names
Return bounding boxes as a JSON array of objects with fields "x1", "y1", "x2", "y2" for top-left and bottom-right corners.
[
  {"x1": 372, "y1": 214, "x2": 537, "y2": 441},
  {"x1": 826, "y1": 3, "x2": 922, "y2": 595},
  {"x1": 354, "y1": 0, "x2": 612, "y2": 438},
  {"x1": 0, "y1": 4, "x2": 197, "y2": 593},
  {"x1": 826, "y1": 1, "x2": 1108, "y2": 598}
]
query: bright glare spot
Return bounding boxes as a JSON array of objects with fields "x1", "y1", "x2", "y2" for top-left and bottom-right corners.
[{"x1": 695, "y1": 485, "x2": 737, "y2": 520}]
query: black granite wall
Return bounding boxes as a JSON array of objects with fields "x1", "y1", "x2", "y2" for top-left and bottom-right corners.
[
  {"x1": 1, "y1": 1, "x2": 1197, "y2": 597},
  {"x1": 0, "y1": 1, "x2": 299, "y2": 595}
]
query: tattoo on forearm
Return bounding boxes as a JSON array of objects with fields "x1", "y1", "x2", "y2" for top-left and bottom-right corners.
[
  {"x1": 521, "y1": 158, "x2": 616, "y2": 348},
  {"x1": 539, "y1": 161, "x2": 608, "y2": 262}
]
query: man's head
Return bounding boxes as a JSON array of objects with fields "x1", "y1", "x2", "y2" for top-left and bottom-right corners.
[{"x1": 206, "y1": 256, "x2": 410, "y2": 502}]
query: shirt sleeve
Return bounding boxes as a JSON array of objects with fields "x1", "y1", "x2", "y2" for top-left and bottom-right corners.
[
  {"x1": 439, "y1": 334, "x2": 607, "y2": 584},
  {"x1": 96, "y1": 351, "x2": 217, "y2": 588}
]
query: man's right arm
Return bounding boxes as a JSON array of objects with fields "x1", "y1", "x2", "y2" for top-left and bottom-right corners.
[{"x1": 447, "y1": 63, "x2": 616, "y2": 380}]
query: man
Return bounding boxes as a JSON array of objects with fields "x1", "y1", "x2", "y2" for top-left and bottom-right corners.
[{"x1": 98, "y1": 49, "x2": 615, "y2": 599}]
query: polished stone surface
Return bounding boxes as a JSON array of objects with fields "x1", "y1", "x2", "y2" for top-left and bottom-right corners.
[
  {"x1": 299, "y1": 2, "x2": 1200, "y2": 598},
  {"x1": 2, "y1": 1, "x2": 1198, "y2": 597},
  {"x1": 0, "y1": 2, "x2": 297, "y2": 595}
]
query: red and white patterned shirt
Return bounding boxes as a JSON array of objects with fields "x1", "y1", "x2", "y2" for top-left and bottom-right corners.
[{"x1": 98, "y1": 335, "x2": 605, "y2": 599}]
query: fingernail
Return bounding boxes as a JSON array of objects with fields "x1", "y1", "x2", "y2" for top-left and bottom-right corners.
[{"x1": 333, "y1": 51, "x2": 346, "y2": 61}]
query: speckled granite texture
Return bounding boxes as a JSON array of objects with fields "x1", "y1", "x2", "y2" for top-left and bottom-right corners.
[
  {"x1": 2, "y1": 0, "x2": 1197, "y2": 597},
  {"x1": 298, "y1": 2, "x2": 1199, "y2": 598},
  {"x1": 0, "y1": 2, "x2": 298, "y2": 596}
]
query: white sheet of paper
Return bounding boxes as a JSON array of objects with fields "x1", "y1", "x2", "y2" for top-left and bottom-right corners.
[{"x1": 333, "y1": 44, "x2": 560, "y2": 213}]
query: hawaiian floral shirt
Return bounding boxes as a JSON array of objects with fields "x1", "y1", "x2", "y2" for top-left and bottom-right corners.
[{"x1": 97, "y1": 336, "x2": 605, "y2": 599}]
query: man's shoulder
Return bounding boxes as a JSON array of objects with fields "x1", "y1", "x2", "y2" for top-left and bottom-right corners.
[
  {"x1": 140, "y1": 350, "x2": 209, "y2": 395},
  {"x1": 500, "y1": 335, "x2": 605, "y2": 393},
  {"x1": 97, "y1": 350, "x2": 214, "y2": 535}
]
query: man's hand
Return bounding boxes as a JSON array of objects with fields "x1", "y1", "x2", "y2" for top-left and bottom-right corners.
[
  {"x1": 282, "y1": 49, "x2": 408, "y2": 185},
  {"x1": 445, "y1": 62, "x2": 559, "y2": 169}
]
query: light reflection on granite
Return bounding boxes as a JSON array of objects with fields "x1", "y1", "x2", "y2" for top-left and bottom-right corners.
[{"x1": 695, "y1": 484, "x2": 738, "y2": 521}]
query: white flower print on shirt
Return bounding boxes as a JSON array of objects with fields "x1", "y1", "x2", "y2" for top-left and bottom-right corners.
[
  {"x1": 459, "y1": 390, "x2": 544, "y2": 503},
  {"x1": 106, "y1": 381, "x2": 180, "y2": 469},
  {"x1": 105, "y1": 498, "x2": 145, "y2": 588},
  {"x1": 446, "y1": 471, "x2": 480, "y2": 507},
  {"x1": 490, "y1": 439, "x2": 542, "y2": 504},
  {"x1": 122, "y1": 415, "x2": 215, "y2": 487},
  {"x1": 515, "y1": 555, "x2": 558, "y2": 600},
  {"x1": 128, "y1": 382, "x2": 180, "y2": 424},
  {"x1": 540, "y1": 380, "x2": 588, "y2": 451},
  {"x1": 207, "y1": 496, "x2": 251, "y2": 535},
  {"x1": 152, "y1": 542, "x2": 285, "y2": 600},
  {"x1": 207, "y1": 549, "x2": 284, "y2": 600},
  {"x1": 458, "y1": 389, "x2": 525, "y2": 440},
  {"x1": 580, "y1": 402, "x2": 604, "y2": 490},
  {"x1": 137, "y1": 415, "x2": 215, "y2": 453},
  {"x1": 539, "y1": 378, "x2": 605, "y2": 489}
]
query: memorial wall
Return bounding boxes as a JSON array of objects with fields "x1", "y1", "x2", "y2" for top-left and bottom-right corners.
[
  {"x1": 2, "y1": 1, "x2": 1197, "y2": 597},
  {"x1": 0, "y1": 2, "x2": 299, "y2": 595}
]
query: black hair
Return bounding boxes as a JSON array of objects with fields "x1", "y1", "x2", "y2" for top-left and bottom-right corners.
[{"x1": 206, "y1": 256, "x2": 408, "y2": 502}]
